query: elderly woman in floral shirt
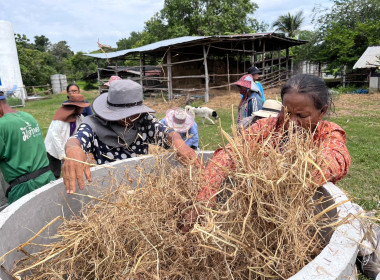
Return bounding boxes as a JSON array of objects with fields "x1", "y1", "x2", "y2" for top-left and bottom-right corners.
[{"x1": 184, "y1": 74, "x2": 351, "y2": 224}]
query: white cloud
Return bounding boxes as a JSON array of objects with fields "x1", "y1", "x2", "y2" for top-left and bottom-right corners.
[{"x1": 1, "y1": 0, "x2": 329, "y2": 53}]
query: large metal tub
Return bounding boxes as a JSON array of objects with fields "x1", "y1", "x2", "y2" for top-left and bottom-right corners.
[{"x1": 0, "y1": 153, "x2": 364, "y2": 279}]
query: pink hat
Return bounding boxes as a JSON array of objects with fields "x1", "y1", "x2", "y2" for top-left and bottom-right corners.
[
  {"x1": 165, "y1": 108, "x2": 194, "y2": 133},
  {"x1": 234, "y1": 74, "x2": 260, "y2": 92},
  {"x1": 104, "y1": 75, "x2": 122, "y2": 86}
]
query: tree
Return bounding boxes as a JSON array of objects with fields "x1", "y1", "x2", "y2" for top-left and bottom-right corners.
[
  {"x1": 312, "y1": 0, "x2": 380, "y2": 69},
  {"x1": 66, "y1": 52, "x2": 97, "y2": 81},
  {"x1": 116, "y1": 31, "x2": 143, "y2": 50},
  {"x1": 272, "y1": 11, "x2": 304, "y2": 38},
  {"x1": 18, "y1": 47, "x2": 56, "y2": 85},
  {"x1": 15, "y1": 34, "x2": 34, "y2": 49},
  {"x1": 48, "y1": 41, "x2": 74, "y2": 73},
  {"x1": 34, "y1": 35, "x2": 51, "y2": 52}
]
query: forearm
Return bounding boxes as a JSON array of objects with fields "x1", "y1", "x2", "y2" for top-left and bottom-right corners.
[
  {"x1": 197, "y1": 146, "x2": 235, "y2": 201},
  {"x1": 65, "y1": 138, "x2": 82, "y2": 150}
]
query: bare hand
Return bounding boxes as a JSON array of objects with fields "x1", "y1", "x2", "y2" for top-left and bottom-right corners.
[
  {"x1": 62, "y1": 143, "x2": 92, "y2": 194},
  {"x1": 180, "y1": 205, "x2": 202, "y2": 233},
  {"x1": 169, "y1": 132, "x2": 201, "y2": 168}
]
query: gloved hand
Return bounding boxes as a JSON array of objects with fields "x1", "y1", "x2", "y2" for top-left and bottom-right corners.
[{"x1": 62, "y1": 146, "x2": 92, "y2": 194}]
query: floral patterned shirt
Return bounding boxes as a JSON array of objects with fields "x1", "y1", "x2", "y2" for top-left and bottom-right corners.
[
  {"x1": 197, "y1": 116, "x2": 352, "y2": 201},
  {"x1": 73, "y1": 114, "x2": 172, "y2": 165}
]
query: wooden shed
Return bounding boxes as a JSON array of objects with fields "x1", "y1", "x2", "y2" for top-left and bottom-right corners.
[
  {"x1": 84, "y1": 33, "x2": 307, "y2": 101},
  {"x1": 353, "y1": 46, "x2": 380, "y2": 92}
]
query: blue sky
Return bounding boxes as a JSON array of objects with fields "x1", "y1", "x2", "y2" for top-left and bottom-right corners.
[{"x1": 0, "y1": 0, "x2": 332, "y2": 53}]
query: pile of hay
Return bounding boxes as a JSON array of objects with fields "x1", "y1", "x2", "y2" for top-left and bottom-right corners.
[{"x1": 8, "y1": 121, "x2": 337, "y2": 279}]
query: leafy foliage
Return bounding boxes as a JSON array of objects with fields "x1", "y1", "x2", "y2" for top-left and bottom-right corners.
[
  {"x1": 312, "y1": 0, "x2": 380, "y2": 69},
  {"x1": 116, "y1": 0, "x2": 264, "y2": 49},
  {"x1": 272, "y1": 11, "x2": 304, "y2": 38}
]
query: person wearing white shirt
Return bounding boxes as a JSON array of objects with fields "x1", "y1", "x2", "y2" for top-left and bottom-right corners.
[{"x1": 45, "y1": 94, "x2": 91, "y2": 179}]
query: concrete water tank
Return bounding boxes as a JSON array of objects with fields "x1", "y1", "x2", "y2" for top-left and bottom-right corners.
[
  {"x1": 0, "y1": 20, "x2": 25, "y2": 99},
  {"x1": 0, "y1": 153, "x2": 368, "y2": 279},
  {"x1": 50, "y1": 74, "x2": 68, "y2": 94}
]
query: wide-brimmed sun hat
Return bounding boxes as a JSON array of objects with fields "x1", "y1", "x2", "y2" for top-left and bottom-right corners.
[
  {"x1": 234, "y1": 74, "x2": 261, "y2": 92},
  {"x1": 62, "y1": 94, "x2": 90, "y2": 108},
  {"x1": 104, "y1": 75, "x2": 122, "y2": 87},
  {"x1": 92, "y1": 79, "x2": 155, "y2": 121},
  {"x1": 252, "y1": 99, "x2": 282, "y2": 118},
  {"x1": 165, "y1": 108, "x2": 194, "y2": 133},
  {"x1": 248, "y1": 66, "x2": 262, "y2": 75}
]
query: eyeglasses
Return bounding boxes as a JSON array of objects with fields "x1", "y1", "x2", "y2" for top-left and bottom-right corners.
[{"x1": 68, "y1": 90, "x2": 79, "y2": 93}]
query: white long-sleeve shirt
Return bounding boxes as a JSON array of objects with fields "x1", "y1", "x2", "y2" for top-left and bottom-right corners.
[{"x1": 44, "y1": 116, "x2": 84, "y2": 160}]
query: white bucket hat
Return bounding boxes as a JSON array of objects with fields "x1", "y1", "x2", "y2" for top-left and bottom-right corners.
[
  {"x1": 252, "y1": 100, "x2": 282, "y2": 118},
  {"x1": 165, "y1": 108, "x2": 194, "y2": 133},
  {"x1": 92, "y1": 79, "x2": 155, "y2": 121}
]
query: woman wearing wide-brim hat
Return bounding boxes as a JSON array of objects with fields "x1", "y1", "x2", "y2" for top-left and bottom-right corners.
[
  {"x1": 234, "y1": 70, "x2": 264, "y2": 124},
  {"x1": 45, "y1": 94, "x2": 91, "y2": 179},
  {"x1": 62, "y1": 79, "x2": 200, "y2": 194},
  {"x1": 161, "y1": 108, "x2": 199, "y2": 150}
]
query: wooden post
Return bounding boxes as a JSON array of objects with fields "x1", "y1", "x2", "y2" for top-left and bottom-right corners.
[
  {"x1": 286, "y1": 48, "x2": 289, "y2": 79},
  {"x1": 343, "y1": 65, "x2": 347, "y2": 88},
  {"x1": 227, "y1": 54, "x2": 230, "y2": 93},
  {"x1": 243, "y1": 42, "x2": 246, "y2": 73},
  {"x1": 139, "y1": 53, "x2": 144, "y2": 88},
  {"x1": 97, "y1": 59, "x2": 101, "y2": 95},
  {"x1": 167, "y1": 49, "x2": 173, "y2": 100},
  {"x1": 251, "y1": 41, "x2": 255, "y2": 64},
  {"x1": 262, "y1": 40, "x2": 266, "y2": 76},
  {"x1": 203, "y1": 45, "x2": 209, "y2": 103},
  {"x1": 278, "y1": 47, "x2": 281, "y2": 82}
]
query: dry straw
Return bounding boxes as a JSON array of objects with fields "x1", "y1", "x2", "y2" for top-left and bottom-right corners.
[{"x1": 5, "y1": 119, "x2": 345, "y2": 279}]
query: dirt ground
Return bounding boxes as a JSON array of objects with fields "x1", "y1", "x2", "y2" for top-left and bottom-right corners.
[{"x1": 144, "y1": 87, "x2": 380, "y2": 118}]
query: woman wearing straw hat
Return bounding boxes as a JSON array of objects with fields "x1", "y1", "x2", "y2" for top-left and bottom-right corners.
[
  {"x1": 239, "y1": 99, "x2": 282, "y2": 130},
  {"x1": 62, "y1": 79, "x2": 200, "y2": 194},
  {"x1": 45, "y1": 94, "x2": 91, "y2": 179},
  {"x1": 161, "y1": 108, "x2": 199, "y2": 150}
]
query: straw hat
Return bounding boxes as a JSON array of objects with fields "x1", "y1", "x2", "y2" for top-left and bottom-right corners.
[
  {"x1": 62, "y1": 94, "x2": 90, "y2": 108},
  {"x1": 165, "y1": 108, "x2": 194, "y2": 133},
  {"x1": 252, "y1": 100, "x2": 282, "y2": 118},
  {"x1": 104, "y1": 75, "x2": 122, "y2": 86},
  {"x1": 92, "y1": 79, "x2": 155, "y2": 121}
]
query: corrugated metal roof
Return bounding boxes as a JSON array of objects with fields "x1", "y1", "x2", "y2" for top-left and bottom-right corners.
[
  {"x1": 353, "y1": 46, "x2": 380, "y2": 69},
  {"x1": 85, "y1": 36, "x2": 208, "y2": 59},
  {"x1": 84, "y1": 33, "x2": 306, "y2": 59}
]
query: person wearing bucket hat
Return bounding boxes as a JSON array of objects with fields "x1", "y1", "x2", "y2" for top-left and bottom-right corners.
[
  {"x1": 161, "y1": 108, "x2": 199, "y2": 150},
  {"x1": 62, "y1": 79, "x2": 200, "y2": 194},
  {"x1": 64, "y1": 84, "x2": 93, "y2": 117},
  {"x1": 45, "y1": 94, "x2": 91, "y2": 179},
  {"x1": 0, "y1": 92, "x2": 55, "y2": 204},
  {"x1": 234, "y1": 73, "x2": 264, "y2": 124},
  {"x1": 239, "y1": 99, "x2": 282, "y2": 130}
]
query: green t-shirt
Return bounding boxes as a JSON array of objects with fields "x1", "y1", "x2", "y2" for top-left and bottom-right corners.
[{"x1": 0, "y1": 111, "x2": 50, "y2": 183}]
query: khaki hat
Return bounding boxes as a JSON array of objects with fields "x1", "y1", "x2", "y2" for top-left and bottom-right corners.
[{"x1": 252, "y1": 100, "x2": 282, "y2": 118}]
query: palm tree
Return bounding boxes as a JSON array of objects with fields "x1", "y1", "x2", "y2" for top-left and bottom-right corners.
[{"x1": 272, "y1": 11, "x2": 304, "y2": 38}]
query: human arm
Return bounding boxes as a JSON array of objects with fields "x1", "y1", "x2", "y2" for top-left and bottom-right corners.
[
  {"x1": 62, "y1": 123, "x2": 95, "y2": 194},
  {"x1": 314, "y1": 123, "x2": 351, "y2": 185},
  {"x1": 47, "y1": 120, "x2": 67, "y2": 159},
  {"x1": 185, "y1": 123, "x2": 199, "y2": 149},
  {"x1": 168, "y1": 131, "x2": 201, "y2": 168}
]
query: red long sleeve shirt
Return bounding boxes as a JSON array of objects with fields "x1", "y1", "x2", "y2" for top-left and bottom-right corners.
[{"x1": 197, "y1": 116, "x2": 351, "y2": 201}]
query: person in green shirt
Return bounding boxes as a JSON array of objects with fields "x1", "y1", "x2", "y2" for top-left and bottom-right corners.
[{"x1": 0, "y1": 93, "x2": 55, "y2": 204}]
